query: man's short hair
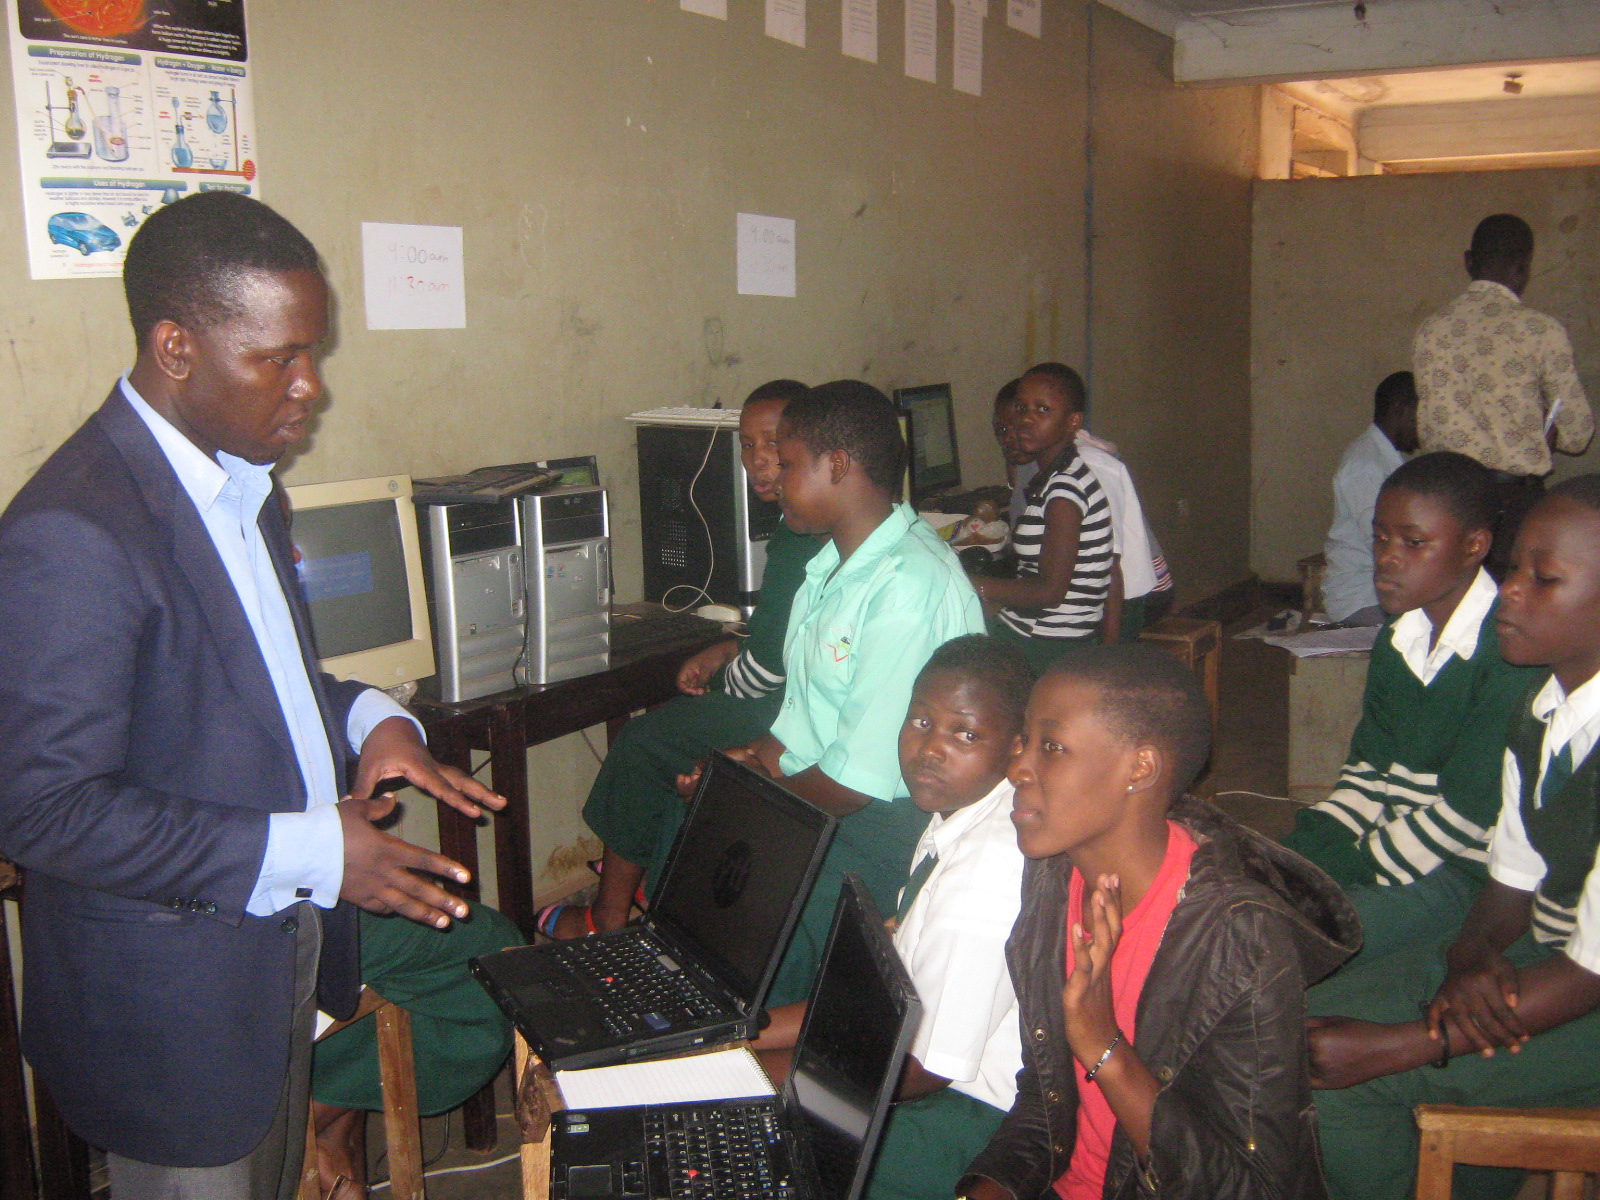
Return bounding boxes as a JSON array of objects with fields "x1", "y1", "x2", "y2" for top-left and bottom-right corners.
[
  {"x1": 1022, "y1": 362, "x2": 1086, "y2": 414},
  {"x1": 744, "y1": 379, "x2": 808, "y2": 407},
  {"x1": 1548, "y1": 473, "x2": 1600, "y2": 515},
  {"x1": 123, "y1": 192, "x2": 320, "y2": 349},
  {"x1": 1043, "y1": 644, "x2": 1212, "y2": 799},
  {"x1": 1372, "y1": 371, "x2": 1418, "y2": 425},
  {"x1": 994, "y1": 378, "x2": 1020, "y2": 410},
  {"x1": 1469, "y1": 214, "x2": 1534, "y2": 272},
  {"x1": 916, "y1": 633, "x2": 1035, "y2": 733},
  {"x1": 1379, "y1": 451, "x2": 1498, "y2": 535},
  {"x1": 779, "y1": 380, "x2": 906, "y2": 494}
]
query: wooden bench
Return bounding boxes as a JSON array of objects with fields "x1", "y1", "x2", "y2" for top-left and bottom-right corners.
[{"x1": 1416, "y1": 1104, "x2": 1600, "y2": 1200}]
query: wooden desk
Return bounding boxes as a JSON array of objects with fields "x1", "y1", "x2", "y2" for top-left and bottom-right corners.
[{"x1": 413, "y1": 609, "x2": 727, "y2": 942}]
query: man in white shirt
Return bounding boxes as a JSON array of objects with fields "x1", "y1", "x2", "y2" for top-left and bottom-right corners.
[{"x1": 1322, "y1": 372, "x2": 1418, "y2": 626}]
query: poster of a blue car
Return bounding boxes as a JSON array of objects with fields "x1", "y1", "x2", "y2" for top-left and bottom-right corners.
[{"x1": 47, "y1": 212, "x2": 122, "y2": 256}]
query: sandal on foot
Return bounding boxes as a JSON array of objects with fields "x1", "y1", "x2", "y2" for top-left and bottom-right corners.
[{"x1": 535, "y1": 902, "x2": 596, "y2": 940}]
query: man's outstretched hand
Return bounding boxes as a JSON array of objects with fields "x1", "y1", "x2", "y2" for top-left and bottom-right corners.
[
  {"x1": 338, "y1": 794, "x2": 472, "y2": 929},
  {"x1": 352, "y1": 716, "x2": 506, "y2": 820}
]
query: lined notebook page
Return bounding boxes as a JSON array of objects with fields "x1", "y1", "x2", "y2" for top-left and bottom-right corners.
[{"x1": 556, "y1": 1047, "x2": 776, "y2": 1110}]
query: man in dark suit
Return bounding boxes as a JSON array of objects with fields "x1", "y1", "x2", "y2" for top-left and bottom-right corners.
[{"x1": 0, "y1": 193, "x2": 504, "y2": 1198}]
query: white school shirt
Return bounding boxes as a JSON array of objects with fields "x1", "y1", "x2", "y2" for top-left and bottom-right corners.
[
  {"x1": 1488, "y1": 671, "x2": 1600, "y2": 971},
  {"x1": 1322, "y1": 423, "x2": 1406, "y2": 624},
  {"x1": 892, "y1": 778, "x2": 1024, "y2": 1112},
  {"x1": 1388, "y1": 568, "x2": 1498, "y2": 687},
  {"x1": 1076, "y1": 438, "x2": 1158, "y2": 600}
]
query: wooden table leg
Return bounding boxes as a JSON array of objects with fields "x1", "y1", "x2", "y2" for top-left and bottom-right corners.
[
  {"x1": 33, "y1": 1084, "x2": 90, "y2": 1200},
  {"x1": 432, "y1": 719, "x2": 483, "y2": 906},
  {"x1": 0, "y1": 897, "x2": 36, "y2": 1200},
  {"x1": 489, "y1": 703, "x2": 536, "y2": 941}
]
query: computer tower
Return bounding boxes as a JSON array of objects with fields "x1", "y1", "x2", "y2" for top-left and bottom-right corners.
[
  {"x1": 634, "y1": 425, "x2": 781, "y2": 612},
  {"x1": 415, "y1": 500, "x2": 526, "y2": 703},
  {"x1": 517, "y1": 486, "x2": 611, "y2": 685}
]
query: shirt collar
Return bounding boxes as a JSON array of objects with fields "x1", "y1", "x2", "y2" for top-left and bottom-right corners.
[
  {"x1": 1390, "y1": 568, "x2": 1498, "y2": 674},
  {"x1": 1361, "y1": 422, "x2": 1406, "y2": 470},
  {"x1": 805, "y1": 503, "x2": 919, "y2": 590},
  {"x1": 916, "y1": 776, "x2": 1014, "y2": 864},
  {"x1": 120, "y1": 375, "x2": 275, "y2": 515},
  {"x1": 1532, "y1": 670, "x2": 1600, "y2": 731},
  {"x1": 1467, "y1": 279, "x2": 1522, "y2": 306}
]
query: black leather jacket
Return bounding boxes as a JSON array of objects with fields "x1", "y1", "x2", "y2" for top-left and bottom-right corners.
[{"x1": 964, "y1": 799, "x2": 1361, "y2": 1200}]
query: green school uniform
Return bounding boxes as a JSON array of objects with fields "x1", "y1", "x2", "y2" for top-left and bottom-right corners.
[
  {"x1": 1287, "y1": 582, "x2": 1536, "y2": 957},
  {"x1": 311, "y1": 903, "x2": 522, "y2": 1114},
  {"x1": 765, "y1": 505, "x2": 985, "y2": 1005},
  {"x1": 581, "y1": 523, "x2": 822, "y2": 892}
]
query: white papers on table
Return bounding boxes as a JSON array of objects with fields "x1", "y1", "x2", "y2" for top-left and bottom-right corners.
[
  {"x1": 1261, "y1": 625, "x2": 1381, "y2": 658},
  {"x1": 1007, "y1": 0, "x2": 1041, "y2": 36},
  {"x1": 952, "y1": 0, "x2": 986, "y2": 96},
  {"x1": 361, "y1": 223, "x2": 466, "y2": 330},
  {"x1": 842, "y1": 0, "x2": 879, "y2": 62},
  {"x1": 736, "y1": 213, "x2": 796, "y2": 297},
  {"x1": 680, "y1": 0, "x2": 727, "y2": 18},
  {"x1": 766, "y1": 0, "x2": 807, "y2": 46},
  {"x1": 556, "y1": 1048, "x2": 775, "y2": 1110},
  {"x1": 904, "y1": 0, "x2": 937, "y2": 82}
]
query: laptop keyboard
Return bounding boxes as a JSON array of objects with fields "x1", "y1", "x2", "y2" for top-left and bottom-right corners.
[
  {"x1": 647, "y1": 1102, "x2": 796, "y2": 1199},
  {"x1": 558, "y1": 934, "x2": 728, "y2": 1038}
]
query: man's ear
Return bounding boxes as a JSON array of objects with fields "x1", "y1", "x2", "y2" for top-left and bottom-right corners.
[
  {"x1": 1127, "y1": 743, "x2": 1163, "y2": 795},
  {"x1": 149, "y1": 319, "x2": 194, "y2": 383},
  {"x1": 828, "y1": 447, "x2": 852, "y2": 485}
]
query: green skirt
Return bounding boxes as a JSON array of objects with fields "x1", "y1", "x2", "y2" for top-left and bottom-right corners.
[{"x1": 987, "y1": 615, "x2": 1100, "y2": 674}]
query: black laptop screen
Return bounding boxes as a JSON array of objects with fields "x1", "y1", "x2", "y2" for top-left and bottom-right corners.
[
  {"x1": 650, "y1": 761, "x2": 828, "y2": 1002},
  {"x1": 788, "y1": 892, "x2": 905, "y2": 1200}
]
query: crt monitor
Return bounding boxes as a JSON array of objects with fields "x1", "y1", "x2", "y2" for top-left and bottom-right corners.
[
  {"x1": 894, "y1": 384, "x2": 961, "y2": 505},
  {"x1": 285, "y1": 474, "x2": 436, "y2": 690}
]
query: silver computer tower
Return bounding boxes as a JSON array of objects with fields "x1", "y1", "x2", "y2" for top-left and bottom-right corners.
[
  {"x1": 517, "y1": 486, "x2": 611, "y2": 686},
  {"x1": 416, "y1": 500, "x2": 526, "y2": 703}
]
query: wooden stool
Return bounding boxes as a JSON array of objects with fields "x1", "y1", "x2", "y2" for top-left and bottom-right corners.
[
  {"x1": 513, "y1": 1031, "x2": 562, "y2": 1200},
  {"x1": 1298, "y1": 552, "x2": 1327, "y2": 628},
  {"x1": 1139, "y1": 616, "x2": 1222, "y2": 736},
  {"x1": 297, "y1": 988, "x2": 425, "y2": 1200},
  {"x1": 1415, "y1": 1104, "x2": 1600, "y2": 1200}
]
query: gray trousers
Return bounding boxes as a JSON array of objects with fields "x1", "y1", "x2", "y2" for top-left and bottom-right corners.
[{"x1": 108, "y1": 904, "x2": 322, "y2": 1200}]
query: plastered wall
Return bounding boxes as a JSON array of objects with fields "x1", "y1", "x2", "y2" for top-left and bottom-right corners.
[
  {"x1": 1252, "y1": 167, "x2": 1600, "y2": 582},
  {"x1": 0, "y1": 1, "x2": 1258, "y2": 901}
]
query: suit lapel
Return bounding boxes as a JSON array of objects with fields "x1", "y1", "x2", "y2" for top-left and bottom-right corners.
[{"x1": 93, "y1": 390, "x2": 300, "y2": 769}]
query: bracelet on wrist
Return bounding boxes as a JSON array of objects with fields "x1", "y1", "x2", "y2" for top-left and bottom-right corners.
[
  {"x1": 1419, "y1": 1002, "x2": 1450, "y2": 1068},
  {"x1": 1084, "y1": 1031, "x2": 1123, "y2": 1082}
]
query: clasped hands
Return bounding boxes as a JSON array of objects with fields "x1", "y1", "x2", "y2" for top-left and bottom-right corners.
[{"x1": 337, "y1": 716, "x2": 506, "y2": 930}]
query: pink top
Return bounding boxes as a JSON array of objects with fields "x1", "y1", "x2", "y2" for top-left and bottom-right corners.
[{"x1": 1054, "y1": 822, "x2": 1197, "y2": 1200}]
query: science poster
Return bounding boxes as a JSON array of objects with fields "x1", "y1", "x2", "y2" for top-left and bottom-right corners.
[{"x1": 6, "y1": 0, "x2": 260, "y2": 279}]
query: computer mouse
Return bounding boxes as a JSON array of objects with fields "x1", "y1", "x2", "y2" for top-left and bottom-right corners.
[{"x1": 696, "y1": 603, "x2": 743, "y2": 623}]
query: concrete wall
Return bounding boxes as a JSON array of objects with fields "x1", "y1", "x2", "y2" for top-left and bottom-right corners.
[
  {"x1": 0, "y1": 1, "x2": 1258, "y2": 901},
  {"x1": 1252, "y1": 167, "x2": 1600, "y2": 582}
]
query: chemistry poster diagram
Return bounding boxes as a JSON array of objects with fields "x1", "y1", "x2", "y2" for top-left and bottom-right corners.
[{"x1": 6, "y1": 0, "x2": 260, "y2": 279}]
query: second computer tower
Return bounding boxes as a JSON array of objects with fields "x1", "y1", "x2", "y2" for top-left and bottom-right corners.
[
  {"x1": 634, "y1": 424, "x2": 781, "y2": 612},
  {"x1": 517, "y1": 485, "x2": 611, "y2": 686}
]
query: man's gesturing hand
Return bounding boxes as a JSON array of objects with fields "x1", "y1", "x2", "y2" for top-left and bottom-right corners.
[
  {"x1": 338, "y1": 794, "x2": 472, "y2": 929},
  {"x1": 352, "y1": 716, "x2": 506, "y2": 820}
]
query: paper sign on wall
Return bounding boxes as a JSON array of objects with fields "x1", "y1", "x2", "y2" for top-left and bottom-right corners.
[
  {"x1": 736, "y1": 213, "x2": 795, "y2": 298},
  {"x1": 904, "y1": 0, "x2": 937, "y2": 83},
  {"x1": 362, "y1": 222, "x2": 466, "y2": 330},
  {"x1": 680, "y1": 0, "x2": 728, "y2": 18},
  {"x1": 1007, "y1": 0, "x2": 1041, "y2": 37},
  {"x1": 842, "y1": 0, "x2": 878, "y2": 63},
  {"x1": 5, "y1": 0, "x2": 261, "y2": 280},
  {"x1": 952, "y1": 0, "x2": 986, "y2": 96},
  {"x1": 765, "y1": 0, "x2": 806, "y2": 47}
]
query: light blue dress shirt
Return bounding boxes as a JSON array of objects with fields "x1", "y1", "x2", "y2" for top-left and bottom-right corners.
[
  {"x1": 1322, "y1": 423, "x2": 1406, "y2": 623},
  {"x1": 120, "y1": 378, "x2": 418, "y2": 916}
]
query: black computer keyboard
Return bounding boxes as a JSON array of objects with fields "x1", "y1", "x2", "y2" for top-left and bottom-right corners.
[
  {"x1": 558, "y1": 934, "x2": 725, "y2": 1038},
  {"x1": 609, "y1": 610, "x2": 726, "y2": 659},
  {"x1": 648, "y1": 1101, "x2": 795, "y2": 1200}
]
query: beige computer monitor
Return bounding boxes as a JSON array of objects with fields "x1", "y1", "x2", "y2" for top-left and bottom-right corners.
[{"x1": 284, "y1": 474, "x2": 435, "y2": 690}]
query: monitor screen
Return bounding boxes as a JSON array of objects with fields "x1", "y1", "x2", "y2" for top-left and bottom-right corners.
[
  {"x1": 286, "y1": 476, "x2": 435, "y2": 689},
  {"x1": 896, "y1": 384, "x2": 961, "y2": 504}
]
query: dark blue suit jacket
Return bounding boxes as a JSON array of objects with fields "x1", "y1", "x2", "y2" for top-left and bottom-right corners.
[{"x1": 0, "y1": 390, "x2": 365, "y2": 1166}]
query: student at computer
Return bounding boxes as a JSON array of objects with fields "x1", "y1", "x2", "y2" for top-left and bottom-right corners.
[
  {"x1": 1286, "y1": 452, "x2": 1536, "y2": 963},
  {"x1": 973, "y1": 363, "x2": 1113, "y2": 671},
  {"x1": 539, "y1": 379, "x2": 820, "y2": 939},
  {"x1": 684, "y1": 379, "x2": 985, "y2": 1005},
  {"x1": 961, "y1": 646, "x2": 1358, "y2": 1200},
  {"x1": 754, "y1": 634, "x2": 1031, "y2": 1200}
]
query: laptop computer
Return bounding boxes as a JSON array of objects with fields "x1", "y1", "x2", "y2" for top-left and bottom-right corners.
[
  {"x1": 548, "y1": 874, "x2": 922, "y2": 1200},
  {"x1": 472, "y1": 752, "x2": 837, "y2": 1071}
]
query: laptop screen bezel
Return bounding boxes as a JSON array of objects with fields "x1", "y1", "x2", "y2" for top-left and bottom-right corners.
[{"x1": 646, "y1": 751, "x2": 836, "y2": 1010}]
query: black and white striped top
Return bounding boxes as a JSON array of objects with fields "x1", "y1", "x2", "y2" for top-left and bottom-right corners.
[{"x1": 998, "y1": 448, "x2": 1113, "y2": 641}]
